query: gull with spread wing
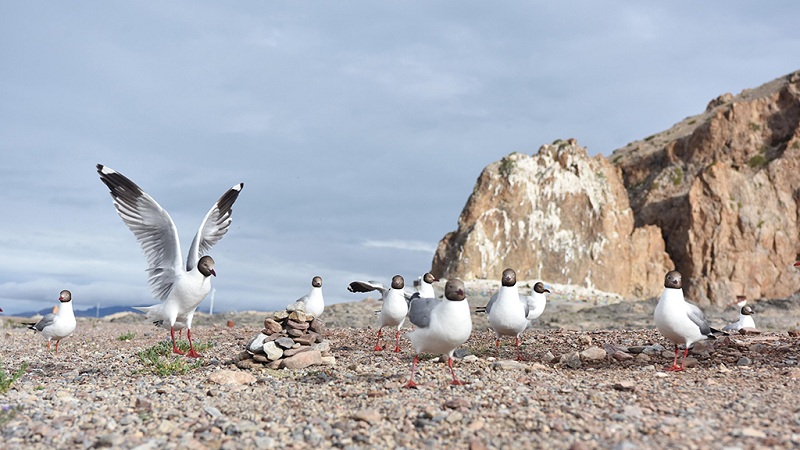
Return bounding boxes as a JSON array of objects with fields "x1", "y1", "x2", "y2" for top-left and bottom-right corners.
[{"x1": 97, "y1": 164, "x2": 243, "y2": 357}]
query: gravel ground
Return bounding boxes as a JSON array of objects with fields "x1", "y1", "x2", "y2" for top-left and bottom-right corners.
[{"x1": 2, "y1": 290, "x2": 800, "y2": 450}]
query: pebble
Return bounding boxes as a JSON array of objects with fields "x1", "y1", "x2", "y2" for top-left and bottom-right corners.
[
  {"x1": 580, "y1": 347, "x2": 606, "y2": 361},
  {"x1": 207, "y1": 370, "x2": 256, "y2": 386}
]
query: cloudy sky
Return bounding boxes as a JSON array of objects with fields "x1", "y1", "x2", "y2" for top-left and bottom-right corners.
[{"x1": 2, "y1": 2, "x2": 798, "y2": 315}]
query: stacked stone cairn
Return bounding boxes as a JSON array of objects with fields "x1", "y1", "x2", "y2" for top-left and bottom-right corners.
[{"x1": 236, "y1": 301, "x2": 334, "y2": 370}]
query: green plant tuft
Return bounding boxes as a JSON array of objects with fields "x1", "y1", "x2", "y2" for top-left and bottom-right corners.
[
  {"x1": 136, "y1": 341, "x2": 213, "y2": 376},
  {"x1": 748, "y1": 155, "x2": 767, "y2": 168},
  {"x1": 499, "y1": 157, "x2": 516, "y2": 177},
  {"x1": 117, "y1": 332, "x2": 136, "y2": 341},
  {"x1": 0, "y1": 359, "x2": 27, "y2": 394}
]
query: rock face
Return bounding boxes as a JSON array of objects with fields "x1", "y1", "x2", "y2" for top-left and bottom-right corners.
[
  {"x1": 432, "y1": 139, "x2": 672, "y2": 298},
  {"x1": 612, "y1": 70, "x2": 800, "y2": 304},
  {"x1": 432, "y1": 70, "x2": 800, "y2": 304}
]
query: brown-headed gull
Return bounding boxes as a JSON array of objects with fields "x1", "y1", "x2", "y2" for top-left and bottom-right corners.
[
  {"x1": 484, "y1": 268, "x2": 530, "y2": 361},
  {"x1": 524, "y1": 281, "x2": 550, "y2": 328},
  {"x1": 722, "y1": 305, "x2": 755, "y2": 331},
  {"x1": 654, "y1": 270, "x2": 718, "y2": 371},
  {"x1": 416, "y1": 272, "x2": 438, "y2": 298},
  {"x1": 97, "y1": 164, "x2": 243, "y2": 357},
  {"x1": 25, "y1": 290, "x2": 76, "y2": 355},
  {"x1": 296, "y1": 276, "x2": 324, "y2": 318},
  {"x1": 348, "y1": 275, "x2": 409, "y2": 352},
  {"x1": 405, "y1": 279, "x2": 472, "y2": 388}
]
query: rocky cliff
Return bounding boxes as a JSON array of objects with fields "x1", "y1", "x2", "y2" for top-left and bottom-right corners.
[
  {"x1": 612, "y1": 70, "x2": 800, "y2": 304},
  {"x1": 433, "y1": 70, "x2": 800, "y2": 304},
  {"x1": 431, "y1": 139, "x2": 673, "y2": 299}
]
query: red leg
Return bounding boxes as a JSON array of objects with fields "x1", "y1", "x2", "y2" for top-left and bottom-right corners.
[
  {"x1": 374, "y1": 328, "x2": 384, "y2": 351},
  {"x1": 515, "y1": 336, "x2": 524, "y2": 361},
  {"x1": 47, "y1": 341, "x2": 52, "y2": 351},
  {"x1": 54, "y1": 340, "x2": 60, "y2": 355},
  {"x1": 448, "y1": 357, "x2": 465, "y2": 386},
  {"x1": 393, "y1": 329, "x2": 402, "y2": 353},
  {"x1": 185, "y1": 328, "x2": 202, "y2": 358},
  {"x1": 170, "y1": 326, "x2": 185, "y2": 355},
  {"x1": 664, "y1": 345, "x2": 683, "y2": 372},
  {"x1": 404, "y1": 355, "x2": 419, "y2": 388}
]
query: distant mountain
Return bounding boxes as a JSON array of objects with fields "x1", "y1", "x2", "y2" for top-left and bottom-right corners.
[{"x1": 15, "y1": 305, "x2": 141, "y2": 318}]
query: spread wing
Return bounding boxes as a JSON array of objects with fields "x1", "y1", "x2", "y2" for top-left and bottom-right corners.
[
  {"x1": 97, "y1": 164, "x2": 182, "y2": 301},
  {"x1": 407, "y1": 294, "x2": 438, "y2": 329},
  {"x1": 186, "y1": 183, "x2": 244, "y2": 271},
  {"x1": 347, "y1": 280, "x2": 387, "y2": 295}
]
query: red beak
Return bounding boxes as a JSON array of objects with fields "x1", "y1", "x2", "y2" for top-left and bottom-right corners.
[
  {"x1": 795, "y1": 261, "x2": 800, "y2": 267},
  {"x1": 211, "y1": 268, "x2": 217, "y2": 277}
]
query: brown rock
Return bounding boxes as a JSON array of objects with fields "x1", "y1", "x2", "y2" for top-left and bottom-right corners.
[
  {"x1": 283, "y1": 346, "x2": 312, "y2": 357},
  {"x1": 286, "y1": 319, "x2": 309, "y2": 331},
  {"x1": 293, "y1": 332, "x2": 319, "y2": 346},
  {"x1": 253, "y1": 354, "x2": 269, "y2": 364},
  {"x1": 352, "y1": 409, "x2": 382, "y2": 424},
  {"x1": 273, "y1": 311, "x2": 289, "y2": 321},
  {"x1": 282, "y1": 350, "x2": 322, "y2": 369},
  {"x1": 263, "y1": 318, "x2": 283, "y2": 334},
  {"x1": 287, "y1": 328, "x2": 304, "y2": 337},
  {"x1": 208, "y1": 370, "x2": 256, "y2": 385},
  {"x1": 431, "y1": 141, "x2": 672, "y2": 298},
  {"x1": 309, "y1": 318, "x2": 325, "y2": 334}
]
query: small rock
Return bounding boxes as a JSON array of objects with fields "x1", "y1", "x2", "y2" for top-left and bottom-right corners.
[
  {"x1": 135, "y1": 397, "x2": 153, "y2": 412},
  {"x1": 275, "y1": 337, "x2": 296, "y2": 349},
  {"x1": 263, "y1": 319, "x2": 283, "y2": 334},
  {"x1": 542, "y1": 351, "x2": 556, "y2": 363},
  {"x1": 235, "y1": 359, "x2": 257, "y2": 370},
  {"x1": 352, "y1": 409, "x2": 382, "y2": 424},
  {"x1": 635, "y1": 353, "x2": 651, "y2": 363},
  {"x1": 622, "y1": 405, "x2": 643, "y2": 417},
  {"x1": 321, "y1": 356, "x2": 336, "y2": 365},
  {"x1": 309, "y1": 318, "x2": 325, "y2": 333},
  {"x1": 613, "y1": 351, "x2": 634, "y2": 361},
  {"x1": 273, "y1": 311, "x2": 289, "y2": 321},
  {"x1": 560, "y1": 352, "x2": 582, "y2": 369},
  {"x1": 612, "y1": 380, "x2": 636, "y2": 392},
  {"x1": 207, "y1": 370, "x2": 256, "y2": 385},
  {"x1": 739, "y1": 327, "x2": 761, "y2": 335},
  {"x1": 787, "y1": 330, "x2": 800, "y2": 337},
  {"x1": 313, "y1": 341, "x2": 331, "y2": 353},
  {"x1": 285, "y1": 301, "x2": 305, "y2": 312},
  {"x1": 627, "y1": 346, "x2": 647, "y2": 354},
  {"x1": 247, "y1": 333, "x2": 269, "y2": 353},
  {"x1": 444, "y1": 398, "x2": 472, "y2": 409},
  {"x1": 288, "y1": 311, "x2": 308, "y2": 322},
  {"x1": 293, "y1": 332, "x2": 319, "y2": 346},
  {"x1": 286, "y1": 319, "x2": 309, "y2": 331},
  {"x1": 578, "y1": 335, "x2": 592, "y2": 346},
  {"x1": 462, "y1": 355, "x2": 479, "y2": 362},
  {"x1": 282, "y1": 350, "x2": 322, "y2": 369},
  {"x1": 732, "y1": 427, "x2": 766, "y2": 438},
  {"x1": 492, "y1": 360, "x2": 526, "y2": 370},
  {"x1": 253, "y1": 354, "x2": 269, "y2": 363},
  {"x1": 283, "y1": 346, "x2": 312, "y2": 357},
  {"x1": 203, "y1": 406, "x2": 223, "y2": 418},
  {"x1": 445, "y1": 411, "x2": 464, "y2": 423},
  {"x1": 263, "y1": 341, "x2": 284, "y2": 361},
  {"x1": 580, "y1": 347, "x2": 606, "y2": 361},
  {"x1": 287, "y1": 328, "x2": 304, "y2": 337},
  {"x1": 736, "y1": 357, "x2": 752, "y2": 366}
]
